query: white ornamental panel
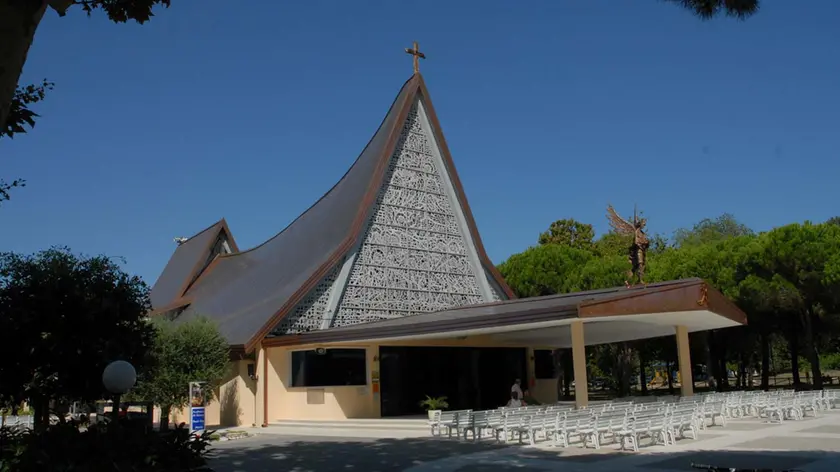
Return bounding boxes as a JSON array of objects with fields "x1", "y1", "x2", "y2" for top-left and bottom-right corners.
[
  {"x1": 333, "y1": 103, "x2": 487, "y2": 328},
  {"x1": 271, "y1": 260, "x2": 342, "y2": 334}
]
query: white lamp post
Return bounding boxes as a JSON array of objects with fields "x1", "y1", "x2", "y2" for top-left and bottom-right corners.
[{"x1": 102, "y1": 360, "x2": 136, "y2": 421}]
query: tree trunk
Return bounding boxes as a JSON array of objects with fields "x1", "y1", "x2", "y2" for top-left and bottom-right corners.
[
  {"x1": 0, "y1": 0, "x2": 48, "y2": 131},
  {"x1": 747, "y1": 351, "x2": 756, "y2": 389},
  {"x1": 639, "y1": 349, "x2": 648, "y2": 396},
  {"x1": 31, "y1": 395, "x2": 49, "y2": 430},
  {"x1": 615, "y1": 343, "x2": 633, "y2": 397},
  {"x1": 718, "y1": 357, "x2": 728, "y2": 391},
  {"x1": 760, "y1": 333, "x2": 771, "y2": 391},
  {"x1": 159, "y1": 404, "x2": 172, "y2": 431},
  {"x1": 738, "y1": 351, "x2": 751, "y2": 389},
  {"x1": 711, "y1": 331, "x2": 728, "y2": 390},
  {"x1": 713, "y1": 333, "x2": 726, "y2": 391},
  {"x1": 789, "y1": 336, "x2": 801, "y2": 387},
  {"x1": 802, "y1": 309, "x2": 823, "y2": 390},
  {"x1": 706, "y1": 331, "x2": 717, "y2": 387}
]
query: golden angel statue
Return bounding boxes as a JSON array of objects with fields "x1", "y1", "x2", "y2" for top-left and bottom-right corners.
[{"x1": 606, "y1": 204, "x2": 650, "y2": 287}]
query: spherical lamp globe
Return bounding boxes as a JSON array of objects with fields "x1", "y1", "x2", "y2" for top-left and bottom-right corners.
[{"x1": 102, "y1": 360, "x2": 137, "y2": 394}]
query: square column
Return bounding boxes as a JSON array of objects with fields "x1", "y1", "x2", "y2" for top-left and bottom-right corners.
[
  {"x1": 368, "y1": 346, "x2": 381, "y2": 418},
  {"x1": 255, "y1": 346, "x2": 267, "y2": 426},
  {"x1": 675, "y1": 325, "x2": 694, "y2": 397},
  {"x1": 570, "y1": 320, "x2": 589, "y2": 408},
  {"x1": 526, "y1": 347, "x2": 536, "y2": 387}
]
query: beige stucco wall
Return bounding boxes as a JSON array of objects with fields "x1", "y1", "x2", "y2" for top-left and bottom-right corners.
[
  {"x1": 215, "y1": 359, "x2": 258, "y2": 426},
  {"x1": 267, "y1": 345, "x2": 380, "y2": 421},
  {"x1": 155, "y1": 359, "x2": 258, "y2": 428},
  {"x1": 525, "y1": 347, "x2": 560, "y2": 405},
  {"x1": 151, "y1": 340, "x2": 560, "y2": 425},
  {"x1": 531, "y1": 379, "x2": 559, "y2": 404},
  {"x1": 261, "y1": 339, "x2": 558, "y2": 422}
]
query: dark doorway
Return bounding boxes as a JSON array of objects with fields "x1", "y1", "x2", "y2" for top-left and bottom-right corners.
[{"x1": 379, "y1": 346, "x2": 527, "y2": 417}]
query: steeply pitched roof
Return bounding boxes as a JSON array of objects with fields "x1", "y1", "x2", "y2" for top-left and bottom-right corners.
[
  {"x1": 149, "y1": 219, "x2": 238, "y2": 312},
  {"x1": 161, "y1": 73, "x2": 515, "y2": 350}
]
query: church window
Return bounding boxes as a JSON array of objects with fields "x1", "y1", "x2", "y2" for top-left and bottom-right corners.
[{"x1": 290, "y1": 348, "x2": 367, "y2": 387}]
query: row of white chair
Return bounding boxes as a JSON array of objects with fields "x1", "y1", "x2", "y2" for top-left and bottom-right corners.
[
  {"x1": 0, "y1": 415, "x2": 34, "y2": 430},
  {"x1": 428, "y1": 388, "x2": 837, "y2": 451},
  {"x1": 431, "y1": 399, "x2": 721, "y2": 451}
]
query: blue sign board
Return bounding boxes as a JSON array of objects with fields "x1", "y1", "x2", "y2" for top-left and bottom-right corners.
[{"x1": 190, "y1": 406, "x2": 205, "y2": 433}]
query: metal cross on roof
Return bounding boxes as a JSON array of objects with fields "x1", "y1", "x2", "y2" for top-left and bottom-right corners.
[{"x1": 404, "y1": 41, "x2": 425, "y2": 74}]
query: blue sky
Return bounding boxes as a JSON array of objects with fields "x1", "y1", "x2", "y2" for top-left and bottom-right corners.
[{"x1": 2, "y1": 0, "x2": 838, "y2": 285}]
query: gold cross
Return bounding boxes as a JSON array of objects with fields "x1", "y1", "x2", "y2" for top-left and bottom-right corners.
[{"x1": 404, "y1": 41, "x2": 425, "y2": 74}]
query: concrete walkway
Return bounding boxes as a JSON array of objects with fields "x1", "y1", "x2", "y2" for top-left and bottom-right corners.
[{"x1": 210, "y1": 410, "x2": 840, "y2": 471}]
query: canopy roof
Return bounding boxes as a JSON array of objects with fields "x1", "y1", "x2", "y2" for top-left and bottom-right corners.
[{"x1": 262, "y1": 278, "x2": 746, "y2": 348}]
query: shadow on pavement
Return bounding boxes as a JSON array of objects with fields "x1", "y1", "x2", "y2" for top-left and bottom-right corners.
[{"x1": 208, "y1": 435, "x2": 840, "y2": 472}]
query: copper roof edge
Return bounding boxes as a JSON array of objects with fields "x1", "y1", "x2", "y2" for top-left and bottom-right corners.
[{"x1": 576, "y1": 278, "x2": 703, "y2": 308}]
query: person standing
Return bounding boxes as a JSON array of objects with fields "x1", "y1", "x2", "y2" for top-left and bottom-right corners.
[
  {"x1": 506, "y1": 391, "x2": 523, "y2": 408},
  {"x1": 511, "y1": 378, "x2": 523, "y2": 399}
]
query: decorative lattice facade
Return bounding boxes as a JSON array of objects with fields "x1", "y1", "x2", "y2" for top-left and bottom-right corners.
[
  {"x1": 271, "y1": 260, "x2": 343, "y2": 334},
  {"x1": 488, "y1": 273, "x2": 505, "y2": 302},
  {"x1": 269, "y1": 98, "x2": 507, "y2": 335},
  {"x1": 331, "y1": 102, "x2": 489, "y2": 327}
]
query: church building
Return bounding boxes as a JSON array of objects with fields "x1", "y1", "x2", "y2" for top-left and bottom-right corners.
[{"x1": 150, "y1": 46, "x2": 746, "y2": 427}]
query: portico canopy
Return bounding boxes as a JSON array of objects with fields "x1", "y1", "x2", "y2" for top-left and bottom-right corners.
[{"x1": 262, "y1": 278, "x2": 746, "y2": 348}]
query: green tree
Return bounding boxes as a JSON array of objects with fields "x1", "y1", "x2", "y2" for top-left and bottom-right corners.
[
  {"x1": 648, "y1": 234, "x2": 759, "y2": 389},
  {"x1": 737, "y1": 274, "x2": 801, "y2": 389},
  {"x1": 132, "y1": 317, "x2": 230, "y2": 430},
  {"x1": 0, "y1": 247, "x2": 154, "y2": 426},
  {"x1": 498, "y1": 244, "x2": 593, "y2": 297},
  {"x1": 593, "y1": 231, "x2": 630, "y2": 257},
  {"x1": 498, "y1": 243, "x2": 595, "y2": 399},
  {"x1": 749, "y1": 222, "x2": 840, "y2": 389},
  {"x1": 666, "y1": 0, "x2": 759, "y2": 19},
  {"x1": 673, "y1": 213, "x2": 754, "y2": 248},
  {"x1": 538, "y1": 219, "x2": 596, "y2": 251},
  {"x1": 569, "y1": 255, "x2": 628, "y2": 292},
  {"x1": 594, "y1": 231, "x2": 669, "y2": 258},
  {"x1": 565, "y1": 254, "x2": 636, "y2": 396}
]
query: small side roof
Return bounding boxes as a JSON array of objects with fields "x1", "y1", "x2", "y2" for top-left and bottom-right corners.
[
  {"x1": 165, "y1": 73, "x2": 515, "y2": 350},
  {"x1": 262, "y1": 278, "x2": 747, "y2": 348},
  {"x1": 149, "y1": 219, "x2": 237, "y2": 312}
]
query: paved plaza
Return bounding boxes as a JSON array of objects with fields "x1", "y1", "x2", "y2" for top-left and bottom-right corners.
[{"x1": 209, "y1": 409, "x2": 840, "y2": 472}]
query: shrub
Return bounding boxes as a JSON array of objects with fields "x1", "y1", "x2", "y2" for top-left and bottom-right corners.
[
  {"x1": 821, "y1": 352, "x2": 840, "y2": 371},
  {"x1": 0, "y1": 419, "x2": 213, "y2": 472},
  {"x1": 418, "y1": 395, "x2": 449, "y2": 411}
]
